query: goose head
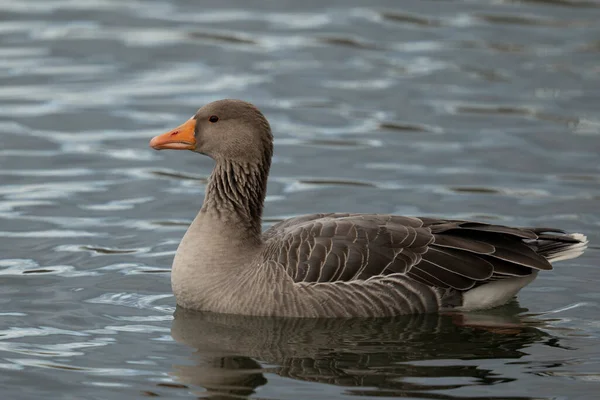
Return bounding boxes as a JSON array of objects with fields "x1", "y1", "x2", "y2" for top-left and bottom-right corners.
[{"x1": 149, "y1": 99, "x2": 273, "y2": 164}]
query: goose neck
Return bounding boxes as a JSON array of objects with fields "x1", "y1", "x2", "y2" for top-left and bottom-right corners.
[{"x1": 200, "y1": 158, "x2": 269, "y2": 240}]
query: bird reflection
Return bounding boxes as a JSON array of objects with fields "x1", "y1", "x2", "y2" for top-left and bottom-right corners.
[{"x1": 170, "y1": 303, "x2": 552, "y2": 399}]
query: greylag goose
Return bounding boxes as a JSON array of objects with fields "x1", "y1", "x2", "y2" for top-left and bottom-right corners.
[{"x1": 150, "y1": 99, "x2": 588, "y2": 318}]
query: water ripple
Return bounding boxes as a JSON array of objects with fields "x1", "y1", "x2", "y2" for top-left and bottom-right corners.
[
  {"x1": 86, "y1": 293, "x2": 173, "y2": 312},
  {"x1": 0, "y1": 230, "x2": 99, "y2": 238},
  {"x1": 7, "y1": 358, "x2": 152, "y2": 376},
  {"x1": 1, "y1": 0, "x2": 599, "y2": 399}
]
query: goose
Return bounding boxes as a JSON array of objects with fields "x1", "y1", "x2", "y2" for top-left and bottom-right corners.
[{"x1": 149, "y1": 99, "x2": 588, "y2": 318}]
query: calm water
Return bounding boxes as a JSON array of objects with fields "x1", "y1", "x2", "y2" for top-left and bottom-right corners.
[{"x1": 1, "y1": 0, "x2": 600, "y2": 399}]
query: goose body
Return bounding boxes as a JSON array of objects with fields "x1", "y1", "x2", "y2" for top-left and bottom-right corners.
[{"x1": 150, "y1": 99, "x2": 588, "y2": 318}]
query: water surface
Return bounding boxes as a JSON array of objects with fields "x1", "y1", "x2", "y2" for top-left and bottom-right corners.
[{"x1": 1, "y1": 0, "x2": 600, "y2": 399}]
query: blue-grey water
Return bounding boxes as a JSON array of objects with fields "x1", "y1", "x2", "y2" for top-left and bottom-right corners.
[{"x1": 1, "y1": 0, "x2": 600, "y2": 399}]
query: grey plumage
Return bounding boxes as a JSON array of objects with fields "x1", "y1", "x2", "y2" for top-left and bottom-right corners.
[
  {"x1": 262, "y1": 214, "x2": 579, "y2": 294},
  {"x1": 150, "y1": 99, "x2": 589, "y2": 318}
]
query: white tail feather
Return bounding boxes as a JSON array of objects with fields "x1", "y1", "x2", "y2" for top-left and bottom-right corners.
[
  {"x1": 460, "y1": 272, "x2": 538, "y2": 311},
  {"x1": 460, "y1": 233, "x2": 588, "y2": 312},
  {"x1": 547, "y1": 233, "x2": 589, "y2": 263}
]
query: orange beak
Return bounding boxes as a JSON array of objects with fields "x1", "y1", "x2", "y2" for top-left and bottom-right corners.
[{"x1": 150, "y1": 118, "x2": 197, "y2": 150}]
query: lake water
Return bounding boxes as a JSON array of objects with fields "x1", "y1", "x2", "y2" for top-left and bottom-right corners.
[{"x1": 1, "y1": 0, "x2": 600, "y2": 399}]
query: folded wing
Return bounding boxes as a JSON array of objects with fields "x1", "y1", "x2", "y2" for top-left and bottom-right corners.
[{"x1": 262, "y1": 214, "x2": 578, "y2": 291}]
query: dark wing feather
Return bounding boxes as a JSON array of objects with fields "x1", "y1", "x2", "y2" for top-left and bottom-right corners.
[
  {"x1": 456, "y1": 222, "x2": 538, "y2": 239},
  {"x1": 423, "y1": 247, "x2": 494, "y2": 280},
  {"x1": 262, "y1": 214, "x2": 575, "y2": 290},
  {"x1": 411, "y1": 261, "x2": 476, "y2": 290},
  {"x1": 430, "y1": 235, "x2": 495, "y2": 254},
  {"x1": 429, "y1": 227, "x2": 553, "y2": 271}
]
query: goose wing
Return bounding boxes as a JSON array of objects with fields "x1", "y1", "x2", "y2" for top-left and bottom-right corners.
[{"x1": 262, "y1": 214, "x2": 560, "y2": 289}]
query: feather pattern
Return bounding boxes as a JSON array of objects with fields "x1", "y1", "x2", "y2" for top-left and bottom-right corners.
[{"x1": 262, "y1": 214, "x2": 583, "y2": 295}]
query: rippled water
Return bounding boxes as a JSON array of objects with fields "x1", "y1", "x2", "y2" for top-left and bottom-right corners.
[{"x1": 1, "y1": 0, "x2": 600, "y2": 399}]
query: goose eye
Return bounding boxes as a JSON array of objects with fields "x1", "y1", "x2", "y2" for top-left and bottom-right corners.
[{"x1": 209, "y1": 115, "x2": 219, "y2": 123}]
